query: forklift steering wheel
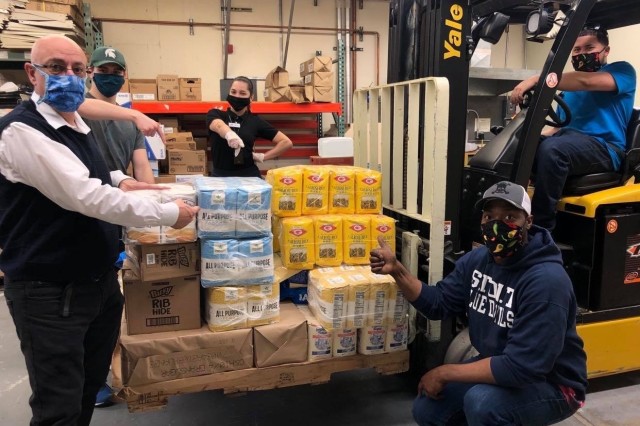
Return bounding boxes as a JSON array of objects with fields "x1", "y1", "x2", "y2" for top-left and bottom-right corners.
[{"x1": 520, "y1": 91, "x2": 571, "y2": 128}]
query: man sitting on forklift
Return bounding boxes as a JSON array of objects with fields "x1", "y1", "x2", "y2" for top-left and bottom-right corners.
[
  {"x1": 510, "y1": 24, "x2": 636, "y2": 230},
  {"x1": 371, "y1": 181, "x2": 587, "y2": 426}
]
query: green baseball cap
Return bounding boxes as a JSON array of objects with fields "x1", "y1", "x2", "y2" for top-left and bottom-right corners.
[{"x1": 90, "y1": 46, "x2": 126, "y2": 69}]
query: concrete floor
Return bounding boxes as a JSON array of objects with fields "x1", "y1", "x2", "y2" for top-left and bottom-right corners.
[{"x1": 2, "y1": 288, "x2": 639, "y2": 426}]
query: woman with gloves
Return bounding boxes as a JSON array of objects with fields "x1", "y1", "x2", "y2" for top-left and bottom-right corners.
[{"x1": 206, "y1": 76, "x2": 293, "y2": 177}]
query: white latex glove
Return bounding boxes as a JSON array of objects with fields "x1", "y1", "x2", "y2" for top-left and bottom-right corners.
[
  {"x1": 252, "y1": 152, "x2": 265, "y2": 163},
  {"x1": 224, "y1": 130, "x2": 244, "y2": 156}
]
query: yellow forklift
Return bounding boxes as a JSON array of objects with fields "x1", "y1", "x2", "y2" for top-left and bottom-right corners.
[{"x1": 359, "y1": 0, "x2": 640, "y2": 379}]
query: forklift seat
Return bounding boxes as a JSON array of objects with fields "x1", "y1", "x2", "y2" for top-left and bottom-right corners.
[{"x1": 563, "y1": 108, "x2": 640, "y2": 196}]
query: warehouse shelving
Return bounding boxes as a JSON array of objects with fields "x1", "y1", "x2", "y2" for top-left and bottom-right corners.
[{"x1": 132, "y1": 101, "x2": 343, "y2": 160}]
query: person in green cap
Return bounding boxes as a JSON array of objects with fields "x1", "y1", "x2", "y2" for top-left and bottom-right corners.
[
  {"x1": 84, "y1": 47, "x2": 155, "y2": 407},
  {"x1": 84, "y1": 46, "x2": 154, "y2": 184}
]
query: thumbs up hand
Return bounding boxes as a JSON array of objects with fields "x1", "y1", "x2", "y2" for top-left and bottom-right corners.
[{"x1": 370, "y1": 235, "x2": 397, "y2": 275}]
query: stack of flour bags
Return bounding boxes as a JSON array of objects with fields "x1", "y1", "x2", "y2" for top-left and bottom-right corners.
[{"x1": 195, "y1": 177, "x2": 278, "y2": 332}]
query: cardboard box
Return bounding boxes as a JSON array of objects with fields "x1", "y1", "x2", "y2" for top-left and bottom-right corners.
[
  {"x1": 118, "y1": 324, "x2": 253, "y2": 386},
  {"x1": 300, "y1": 56, "x2": 332, "y2": 76},
  {"x1": 129, "y1": 79, "x2": 157, "y2": 101},
  {"x1": 166, "y1": 142, "x2": 196, "y2": 151},
  {"x1": 264, "y1": 86, "x2": 292, "y2": 103},
  {"x1": 159, "y1": 117, "x2": 179, "y2": 130},
  {"x1": 303, "y1": 71, "x2": 334, "y2": 87},
  {"x1": 167, "y1": 149, "x2": 207, "y2": 175},
  {"x1": 157, "y1": 74, "x2": 180, "y2": 101},
  {"x1": 166, "y1": 132, "x2": 194, "y2": 144},
  {"x1": 155, "y1": 174, "x2": 176, "y2": 184},
  {"x1": 265, "y1": 66, "x2": 289, "y2": 88},
  {"x1": 25, "y1": 1, "x2": 84, "y2": 26},
  {"x1": 290, "y1": 85, "x2": 313, "y2": 104},
  {"x1": 179, "y1": 78, "x2": 202, "y2": 101},
  {"x1": 122, "y1": 274, "x2": 201, "y2": 336},
  {"x1": 312, "y1": 86, "x2": 334, "y2": 103},
  {"x1": 253, "y1": 302, "x2": 308, "y2": 367},
  {"x1": 126, "y1": 242, "x2": 200, "y2": 281}
]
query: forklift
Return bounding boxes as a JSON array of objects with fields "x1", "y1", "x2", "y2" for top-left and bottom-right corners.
[{"x1": 358, "y1": 0, "x2": 640, "y2": 379}]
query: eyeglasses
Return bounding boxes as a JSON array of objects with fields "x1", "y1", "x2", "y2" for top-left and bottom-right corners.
[{"x1": 31, "y1": 62, "x2": 89, "y2": 77}]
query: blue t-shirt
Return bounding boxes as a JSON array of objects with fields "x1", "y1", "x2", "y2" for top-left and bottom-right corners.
[
  {"x1": 558, "y1": 61, "x2": 636, "y2": 170},
  {"x1": 411, "y1": 226, "x2": 587, "y2": 398}
]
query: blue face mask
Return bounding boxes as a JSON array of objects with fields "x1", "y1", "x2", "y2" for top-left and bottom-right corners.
[
  {"x1": 92, "y1": 73, "x2": 125, "y2": 98},
  {"x1": 35, "y1": 67, "x2": 85, "y2": 113}
]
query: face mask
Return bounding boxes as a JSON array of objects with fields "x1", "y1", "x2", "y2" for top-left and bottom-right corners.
[
  {"x1": 481, "y1": 219, "x2": 525, "y2": 258},
  {"x1": 35, "y1": 67, "x2": 85, "y2": 113},
  {"x1": 92, "y1": 73, "x2": 125, "y2": 98},
  {"x1": 226, "y1": 94, "x2": 251, "y2": 111},
  {"x1": 571, "y1": 48, "x2": 606, "y2": 72}
]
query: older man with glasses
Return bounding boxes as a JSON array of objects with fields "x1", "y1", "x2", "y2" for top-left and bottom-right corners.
[{"x1": 0, "y1": 35, "x2": 199, "y2": 426}]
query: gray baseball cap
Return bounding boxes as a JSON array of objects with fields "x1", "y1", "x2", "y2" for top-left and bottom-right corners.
[
  {"x1": 90, "y1": 46, "x2": 126, "y2": 69},
  {"x1": 475, "y1": 181, "x2": 532, "y2": 215}
]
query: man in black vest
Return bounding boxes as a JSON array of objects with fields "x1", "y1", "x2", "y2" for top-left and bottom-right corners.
[{"x1": 0, "y1": 35, "x2": 198, "y2": 426}]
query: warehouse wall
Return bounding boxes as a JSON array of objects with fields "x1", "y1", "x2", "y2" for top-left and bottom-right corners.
[{"x1": 87, "y1": 0, "x2": 389, "y2": 102}]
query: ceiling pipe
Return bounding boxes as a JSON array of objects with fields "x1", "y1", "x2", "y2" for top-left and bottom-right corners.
[
  {"x1": 282, "y1": 0, "x2": 296, "y2": 69},
  {"x1": 93, "y1": 16, "x2": 381, "y2": 85}
]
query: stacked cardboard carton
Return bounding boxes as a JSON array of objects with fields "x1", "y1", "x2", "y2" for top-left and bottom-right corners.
[
  {"x1": 129, "y1": 75, "x2": 202, "y2": 102},
  {"x1": 121, "y1": 183, "x2": 201, "y2": 336},
  {"x1": 300, "y1": 56, "x2": 334, "y2": 102}
]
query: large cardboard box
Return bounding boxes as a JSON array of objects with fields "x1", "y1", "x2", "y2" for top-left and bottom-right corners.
[
  {"x1": 155, "y1": 174, "x2": 176, "y2": 184},
  {"x1": 118, "y1": 324, "x2": 253, "y2": 386},
  {"x1": 253, "y1": 302, "x2": 308, "y2": 367},
  {"x1": 122, "y1": 274, "x2": 201, "y2": 336},
  {"x1": 300, "y1": 56, "x2": 332, "y2": 76},
  {"x1": 130, "y1": 79, "x2": 157, "y2": 102},
  {"x1": 157, "y1": 74, "x2": 180, "y2": 101},
  {"x1": 167, "y1": 149, "x2": 207, "y2": 175},
  {"x1": 312, "y1": 86, "x2": 334, "y2": 103},
  {"x1": 159, "y1": 117, "x2": 179, "y2": 130},
  {"x1": 264, "y1": 86, "x2": 292, "y2": 103},
  {"x1": 166, "y1": 132, "x2": 194, "y2": 144},
  {"x1": 126, "y1": 242, "x2": 200, "y2": 281},
  {"x1": 166, "y1": 142, "x2": 196, "y2": 151},
  {"x1": 303, "y1": 71, "x2": 334, "y2": 87},
  {"x1": 265, "y1": 66, "x2": 289, "y2": 88},
  {"x1": 290, "y1": 85, "x2": 313, "y2": 104},
  {"x1": 179, "y1": 78, "x2": 202, "y2": 101}
]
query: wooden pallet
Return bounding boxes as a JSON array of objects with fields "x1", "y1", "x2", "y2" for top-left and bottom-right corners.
[{"x1": 119, "y1": 350, "x2": 409, "y2": 413}]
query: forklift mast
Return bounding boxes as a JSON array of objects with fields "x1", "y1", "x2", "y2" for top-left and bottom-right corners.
[{"x1": 387, "y1": 0, "x2": 597, "y2": 250}]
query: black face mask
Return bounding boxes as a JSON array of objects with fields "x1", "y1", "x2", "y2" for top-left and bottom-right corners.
[
  {"x1": 226, "y1": 94, "x2": 251, "y2": 111},
  {"x1": 571, "y1": 47, "x2": 606, "y2": 72}
]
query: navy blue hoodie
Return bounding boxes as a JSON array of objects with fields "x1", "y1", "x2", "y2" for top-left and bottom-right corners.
[{"x1": 412, "y1": 226, "x2": 587, "y2": 398}]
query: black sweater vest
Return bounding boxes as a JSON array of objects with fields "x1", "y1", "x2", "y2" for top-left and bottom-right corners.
[{"x1": 0, "y1": 100, "x2": 119, "y2": 281}]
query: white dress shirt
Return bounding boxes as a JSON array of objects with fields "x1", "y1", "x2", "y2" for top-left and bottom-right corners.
[{"x1": 0, "y1": 94, "x2": 178, "y2": 227}]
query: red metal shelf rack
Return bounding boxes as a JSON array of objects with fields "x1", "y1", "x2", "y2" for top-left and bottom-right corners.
[{"x1": 131, "y1": 101, "x2": 343, "y2": 166}]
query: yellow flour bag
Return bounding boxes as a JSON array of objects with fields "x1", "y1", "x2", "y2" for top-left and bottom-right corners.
[
  {"x1": 355, "y1": 168, "x2": 382, "y2": 214},
  {"x1": 205, "y1": 287, "x2": 247, "y2": 332},
  {"x1": 343, "y1": 215, "x2": 371, "y2": 265},
  {"x1": 280, "y1": 216, "x2": 315, "y2": 269},
  {"x1": 328, "y1": 166, "x2": 356, "y2": 214},
  {"x1": 302, "y1": 166, "x2": 330, "y2": 215},
  {"x1": 314, "y1": 215, "x2": 343, "y2": 267},
  {"x1": 370, "y1": 215, "x2": 396, "y2": 253},
  {"x1": 267, "y1": 166, "x2": 303, "y2": 217}
]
